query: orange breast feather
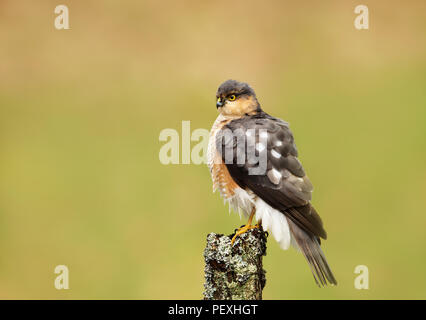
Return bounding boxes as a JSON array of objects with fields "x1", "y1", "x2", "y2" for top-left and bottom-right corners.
[{"x1": 211, "y1": 150, "x2": 239, "y2": 199}]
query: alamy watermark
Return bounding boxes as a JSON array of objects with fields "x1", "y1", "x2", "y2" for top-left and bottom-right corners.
[
  {"x1": 354, "y1": 5, "x2": 369, "y2": 30},
  {"x1": 54, "y1": 5, "x2": 70, "y2": 30},
  {"x1": 54, "y1": 265, "x2": 70, "y2": 290},
  {"x1": 159, "y1": 121, "x2": 268, "y2": 175},
  {"x1": 354, "y1": 264, "x2": 369, "y2": 290}
]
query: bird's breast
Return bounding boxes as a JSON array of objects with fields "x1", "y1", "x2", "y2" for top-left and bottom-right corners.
[{"x1": 207, "y1": 116, "x2": 239, "y2": 199}]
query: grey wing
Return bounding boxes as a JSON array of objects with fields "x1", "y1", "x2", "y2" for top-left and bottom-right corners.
[{"x1": 216, "y1": 113, "x2": 327, "y2": 239}]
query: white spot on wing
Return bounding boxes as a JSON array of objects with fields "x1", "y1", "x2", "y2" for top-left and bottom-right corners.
[
  {"x1": 271, "y1": 149, "x2": 281, "y2": 158},
  {"x1": 267, "y1": 169, "x2": 282, "y2": 184},
  {"x1": 276, "y1": 141, "x2": 283, "y2": 147}
]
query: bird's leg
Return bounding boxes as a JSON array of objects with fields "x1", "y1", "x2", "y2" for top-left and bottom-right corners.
[{"x1": 231, "y1": 208, "x2": 259, "y2": 245}]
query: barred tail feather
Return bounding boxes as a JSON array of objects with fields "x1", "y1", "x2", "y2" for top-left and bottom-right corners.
[{"x1": 288, "y1": 219, "x2": 337, "y2": 287}]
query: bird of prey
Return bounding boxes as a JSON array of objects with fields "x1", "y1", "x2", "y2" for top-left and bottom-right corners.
[{"x1": 207, "y1": 80, "x2": 337, "y2": 287}]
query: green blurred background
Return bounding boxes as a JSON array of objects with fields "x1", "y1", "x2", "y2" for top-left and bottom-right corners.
[{"x1": 1, "y1": 0, "x2": 425, "y2": 299}]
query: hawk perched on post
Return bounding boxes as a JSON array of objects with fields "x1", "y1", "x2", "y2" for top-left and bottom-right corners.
[{"x1": 207, "y1": 80, "x2": 337, "y2": 287}]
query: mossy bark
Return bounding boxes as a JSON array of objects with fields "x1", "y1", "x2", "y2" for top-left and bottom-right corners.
[{"x1": 203, "y1": 228, "x2": 267, "y2": 300}]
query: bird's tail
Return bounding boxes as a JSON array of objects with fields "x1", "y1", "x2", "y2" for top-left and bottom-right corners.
[{"x1": 288, "y1": 219, "x2": 337, "y2": 287}]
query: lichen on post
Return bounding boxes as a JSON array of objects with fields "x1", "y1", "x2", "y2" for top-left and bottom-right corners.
[{"x1": 203, "y1": 228, "x2": 267, "y2": 300}]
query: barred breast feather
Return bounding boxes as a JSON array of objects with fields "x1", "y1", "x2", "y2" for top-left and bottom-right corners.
[{"x1": 207, "y1": 114, "x2": 254, "y2": 217}]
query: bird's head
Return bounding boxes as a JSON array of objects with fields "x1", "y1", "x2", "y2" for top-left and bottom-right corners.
[{"x1": 215, "y1": 80, "x2": 261, "y2": 117}]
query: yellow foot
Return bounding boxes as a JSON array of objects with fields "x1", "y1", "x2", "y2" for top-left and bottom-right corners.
[{"x1": 231, "y1": 224, "x2": 260, "y2": 245}]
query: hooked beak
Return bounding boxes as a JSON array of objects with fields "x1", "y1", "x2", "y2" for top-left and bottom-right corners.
[{"x1": 216, "y1": 100, "x2": 223, "y2": 109}]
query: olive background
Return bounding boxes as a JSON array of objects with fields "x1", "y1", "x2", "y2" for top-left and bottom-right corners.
[{"x1": 1, "y1": 0, "x2": 425, "y2": 299}]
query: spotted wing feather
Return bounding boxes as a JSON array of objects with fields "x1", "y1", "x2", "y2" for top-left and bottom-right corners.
[{"x1": 216, "y1": 112, "x2": 327, "y2": 240}]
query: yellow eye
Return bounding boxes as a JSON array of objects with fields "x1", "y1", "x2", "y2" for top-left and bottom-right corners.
[{"x1": 228, "y1": 94, "x2": 236, "y2": 101}]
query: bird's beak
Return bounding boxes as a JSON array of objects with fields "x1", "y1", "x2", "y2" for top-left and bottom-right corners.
[{"x1": 216, "y1": 100, "x2": 223, "y2": 109}]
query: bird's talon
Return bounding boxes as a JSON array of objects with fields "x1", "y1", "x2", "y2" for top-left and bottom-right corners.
[{"x1": 230, "y1": 223, "x2": 260, "y2": 245}]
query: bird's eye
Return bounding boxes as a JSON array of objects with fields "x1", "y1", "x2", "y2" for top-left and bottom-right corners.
[{"x1": 228, "y1": 95, "x2": 236, "y2": 101}]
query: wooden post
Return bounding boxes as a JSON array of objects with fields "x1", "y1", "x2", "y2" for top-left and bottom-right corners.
[{"x1": 203, "y1": 228, "x2": 267, "y2": 300}]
